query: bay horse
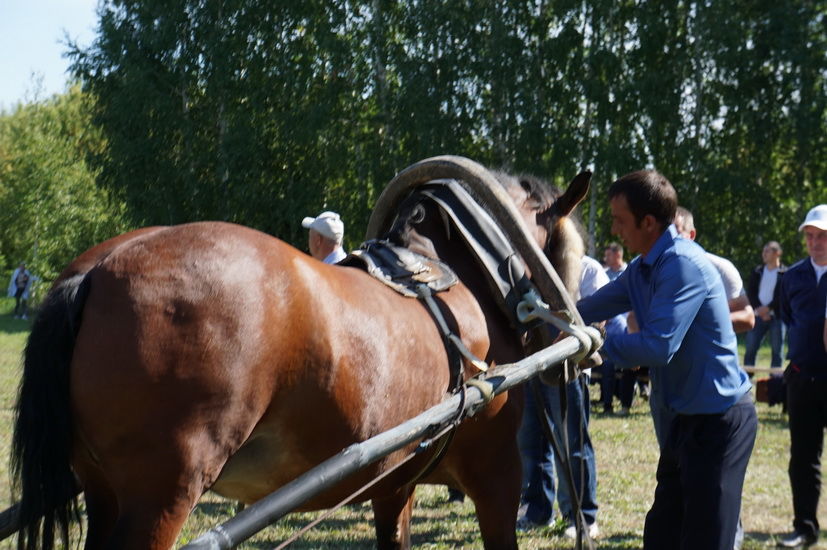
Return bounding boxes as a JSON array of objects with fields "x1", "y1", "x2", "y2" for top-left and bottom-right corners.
[{"x1": 12, "y1": 157, "x2": 588, "y2": 550}]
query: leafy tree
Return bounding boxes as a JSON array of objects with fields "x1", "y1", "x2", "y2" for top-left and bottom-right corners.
[
  {"x1": 0, "y1": 86, "x2": 128, "y2": 288},
  {"x1": 65, "y1": 0, "x2": 825, "y2": 276}
]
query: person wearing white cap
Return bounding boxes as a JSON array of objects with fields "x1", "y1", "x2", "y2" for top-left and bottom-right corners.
[
  {"x1": 777, "y1": 204, "x2": 827, "y2": 548},
  {"x1": 301, "y1": 211, "x2": 346, "y2": 264}
]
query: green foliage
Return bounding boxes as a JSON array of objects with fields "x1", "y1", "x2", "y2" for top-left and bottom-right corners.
[
  {"x1": 0, "y1": 87, "x2": 129, "y2": 287},
  {"x1": 59, "y1": 0, "x2": 826, "y2": 273}
]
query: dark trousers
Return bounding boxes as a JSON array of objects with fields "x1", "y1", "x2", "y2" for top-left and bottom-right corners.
[
  {"x1": 13, "y1": 287, "x2": 26, "y2": 316},
  {"x1": 643, "y1": 394, "x2": 757, "y2": 550},
  {"x1": 786, "y1": 370, "x2": 827, "y2": 538},
  {"x1": 744, "y1": 316, "x2": 785, "y2": 367},
  {"x1": 599, "y1": 360, "x2": 635, "y2": 409},
  {"x1": 518, "y1": 377, "x2": 598, "y2": 525}
]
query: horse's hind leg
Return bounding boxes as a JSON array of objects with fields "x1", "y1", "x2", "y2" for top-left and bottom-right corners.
[
  {"x1": 79, "y1": 467, "x2": 119, "y2": 550},
  {"x1": 75, "y1": 436, "x2": 221, "y2": 549},
  {"x1": 79, "y1": 477, "x2": 200, "y2": 550},
  {"x1": 99, "y1": 473, "x2": 203, "y2": 550},
  {"x1": 372, "y1": 486, "x2": 415, "y2": 550}
]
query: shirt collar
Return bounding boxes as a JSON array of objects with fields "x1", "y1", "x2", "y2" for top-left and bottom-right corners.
[
  {"x1": 810, "y1": 257, "x2": 827, "y2": 285},
  {"x1": 323, "y1": 247, "x2": 347, "y2": 264},
  {"x1": 641, "y1": 224, "x2": 678, "y2": 269}
]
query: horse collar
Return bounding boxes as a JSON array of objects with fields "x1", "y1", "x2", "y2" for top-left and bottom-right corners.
[{"x1": 418, "y1": 179, "x2": 541, "y2": 333}]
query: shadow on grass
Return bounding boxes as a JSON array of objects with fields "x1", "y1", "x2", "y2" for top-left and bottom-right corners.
[
  {"x1": 187, "y1": 500, "x2": 482, "y2": 549},
  {"x1": 755, "y1": 404, "x2": 788, "y2": 430},
  {"x1": 0, "y1": 315, "x2": 32, "y2": 335},
  {"x1": 743, "y1": 529, "x2": 827, "y2": 549},
  {"x1": 591, "y1": 531, "x2": 646, "y2": 549},
  {"x1": 0, "y1": 300, "x2": 32, "y2": 335}
]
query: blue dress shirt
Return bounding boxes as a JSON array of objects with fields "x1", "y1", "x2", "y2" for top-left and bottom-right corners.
[{"x1": 577, "y1": 225, "x2": 751, "y2": 415}]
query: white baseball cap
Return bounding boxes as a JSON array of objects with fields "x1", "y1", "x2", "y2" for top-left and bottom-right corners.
[
  {"x1": 302, "y1": 211, "x2": 344, "y2": 241},
  {"x1": 798, "y1": 204, "x2": 827, "y2": 231}
]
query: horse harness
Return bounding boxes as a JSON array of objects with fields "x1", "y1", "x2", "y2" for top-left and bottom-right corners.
[{"x1": 341, "y1": 179, "x2": 546, "y2": 480}]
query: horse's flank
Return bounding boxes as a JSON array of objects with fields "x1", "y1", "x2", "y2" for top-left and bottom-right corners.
[{"x1": 70, "y1": 222, "x2": 493, "y2": 507}]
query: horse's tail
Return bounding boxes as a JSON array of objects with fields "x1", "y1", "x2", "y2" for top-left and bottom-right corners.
[{"x1": 11, "y1": 274, "x2": 90, "y2": 550}]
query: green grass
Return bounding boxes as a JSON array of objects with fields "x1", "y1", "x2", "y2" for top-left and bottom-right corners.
[{"x1": 0, "y1": 309, "x2": 822, "y2": 548}]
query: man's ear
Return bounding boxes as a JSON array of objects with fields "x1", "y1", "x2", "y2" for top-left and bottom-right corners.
[{"x1": 641, "y1": 214, "x2": 660, "y2": 234}]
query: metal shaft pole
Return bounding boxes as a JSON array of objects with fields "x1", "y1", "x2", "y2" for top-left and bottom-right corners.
[{"x1": 182, "y1": 333, "x2": 591, "y2": 550}]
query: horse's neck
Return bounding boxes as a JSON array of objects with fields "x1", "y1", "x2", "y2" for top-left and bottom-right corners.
[{"x1": 402, "y1": 230, "x2": 440, "y2": 260}]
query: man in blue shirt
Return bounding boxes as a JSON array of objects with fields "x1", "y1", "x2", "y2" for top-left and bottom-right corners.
[
  {"x1": 777, "y1": 204, "x2": 827, "y2": 548},
  {"x1": 577, "y1": 170, "x2": 757, "y2": 550}
]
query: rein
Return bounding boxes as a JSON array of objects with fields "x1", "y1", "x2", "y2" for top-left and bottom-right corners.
[
  {"x1": 529, "y1": 368, "x2": 596, "y2": 550},
  {"x1": 271, "y1": 422, "x2": 457, "y2": 550}
]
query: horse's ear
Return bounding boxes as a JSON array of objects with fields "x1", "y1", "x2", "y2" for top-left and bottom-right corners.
[{"x1": 554, "y1": 171, "x2": 591, "y2": 216}]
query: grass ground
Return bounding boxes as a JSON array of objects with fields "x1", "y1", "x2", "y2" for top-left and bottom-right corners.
[{"x1": 0, "y1": 299, "x2": 823, "y2": 548}]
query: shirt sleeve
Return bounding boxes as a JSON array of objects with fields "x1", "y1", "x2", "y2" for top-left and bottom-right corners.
[
  {"x1": 780, "y1": 275, "x2": 793, "y2": 326},
  {"x1": 716, "y1": 256, "x2": 744, "y2": 300},
  {"x1": 601, "y1": 254, "x2": 708, "y2": 369},
  {"x1": 579, "y1": 256, "x2": 610, "y2": 299},
  {"x1": 577, "y1": 273, "x2": 632, "y2": 324}
]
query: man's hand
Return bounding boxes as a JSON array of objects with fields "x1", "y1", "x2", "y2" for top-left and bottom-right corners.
[
  {"x1": 755, "y1": 304, "x2": 772, "y2": 322},
  {"x1": 627, "y1": 310, "x2": 639, "y2": 333}
]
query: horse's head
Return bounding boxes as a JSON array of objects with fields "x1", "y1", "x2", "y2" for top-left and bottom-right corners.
[{"x1": 491, "y1": 170, "x2": 588, "y2": 299}]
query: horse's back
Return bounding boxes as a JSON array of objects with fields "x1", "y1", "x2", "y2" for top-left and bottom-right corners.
[
  {"x1": 69, "y1": 222, "x2": 307, "y2": 510},
  {"x1": 68, "y1": 221, "x2": 479, "y2": 508}
]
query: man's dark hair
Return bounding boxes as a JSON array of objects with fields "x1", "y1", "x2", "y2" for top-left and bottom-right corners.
[
  {"x1": 605, "y1": 242, "x2": 623, "y2": 253},
  {"x1": 765, "y1": 240, "x2": 782, "y2": 253},
  {"x1": 608, "y1": 170, "x2": 678, "y2": 230}
]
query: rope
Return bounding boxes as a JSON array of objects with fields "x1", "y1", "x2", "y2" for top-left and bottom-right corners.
[
  {"x1": 514, "y1": 287, "x2": 602, "y2": 549},
  {"x1": 530, "y1": 369, "x2": 595, "y2": 550},
  {"x1": 272, "y1": 423, "x2": 455, "y2": 550},
  {"x1": 515, "y1": 289, "x2": 601, "y2": 368}
]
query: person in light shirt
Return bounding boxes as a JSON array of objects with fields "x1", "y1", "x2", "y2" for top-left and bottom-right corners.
[
  {"x1": 301, "y1": 211, "x2": 347, "y2": 264},
  {"x1": 745, "y1": 241, "x2": 787, "y2": 368},
  {"x1": 517, "y1": 255, "x2": 604, "y2": 540}
]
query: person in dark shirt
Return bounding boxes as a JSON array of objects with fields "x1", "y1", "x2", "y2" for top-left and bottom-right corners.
[{"x1": 777, "y1": 204, "x2": 827, "y2": 548}]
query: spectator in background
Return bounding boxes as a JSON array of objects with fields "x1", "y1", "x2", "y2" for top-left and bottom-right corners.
[
  {"x1": 673, "y1": 207, "x2": 755, "y2": 335},
  {"x1": 8, "y1": 263, "x2": 33, "y2": 320},
  {"x1": 599, "y1": 243, "x2": 637, "y2": 416},
  {"x1": 744, "y1": 241, "x2": 786, "y2": 369},
  {"x1": 302, "y1": 211, "x2": 347, "y2": 264},
  {"x1": 578, "y1": 171, "x2": 756, "y2": 550},
  {"x1": 517, "y1": 254, "x2": 603, "y2": 540},
  {"x1": 671, "y1": 206, "x2": 755, "y2": 550},
  {"x1": 603, "y1": 242, "x2": 626, "y2": 281},
  {"x1": 777, "y1": 204, "x2": 827, "y2": 548}
]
